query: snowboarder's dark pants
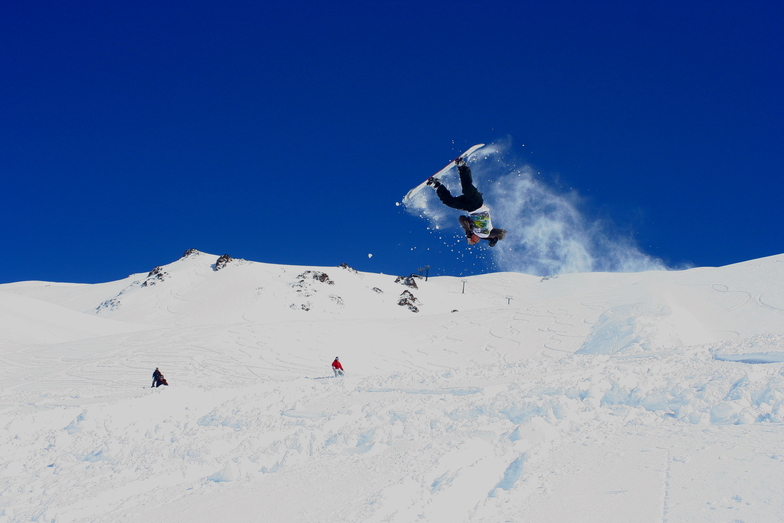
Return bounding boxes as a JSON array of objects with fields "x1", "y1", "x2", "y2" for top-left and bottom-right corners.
[{"x1": 436, "y1": 164, "x2": 484, "y2": 213}]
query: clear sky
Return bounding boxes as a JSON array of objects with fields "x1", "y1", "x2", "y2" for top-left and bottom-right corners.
[{"x1": 2, "y1": 0, "x2": 782, "y2": 284}]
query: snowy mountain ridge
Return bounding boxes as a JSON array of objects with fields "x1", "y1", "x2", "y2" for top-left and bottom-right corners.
[
  {"x1": 4, "y1": 249, "x2": 782, "y2": 351},
  {"x1": 1, "y1": 251, "x2": 784, "y2": 522},
  {"x1": 3, "y1": 249, "x2": 536, "y2": 327}
]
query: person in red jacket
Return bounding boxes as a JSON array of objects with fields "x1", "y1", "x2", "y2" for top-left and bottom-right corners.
[{"x1": 331, "y1": 357, "x2": 344, "y2": 377}]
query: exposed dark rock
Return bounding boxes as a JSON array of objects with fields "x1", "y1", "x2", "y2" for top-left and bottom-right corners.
[
  {"x1": 290, "y1": 302, "x2": 312, "y2": 311},
  {"x1": 394, "y1": 275, "x2": 420, "y2": 289},
  {"x1": 338, "y1": 263, "x2": 357, "y2": 273},
  {"x1": 142, "y1": 266, "x2": 169, "y2": 287},
  {"x1": 398, "y1": 290, "x2": 420, "y2": 313},
  {"x1": 182, "y1": 249, "x2": 200, "y2": 258},
  {"x1": 291, "y1": 271, "x2": 334, "y2": 301},
  {"x1": 372, "y1": 287, "x2": 384, "y2": 294},
  {"x1": 95, "y1": 298, "x2": 120, "y2": 314},
  {"x1": 297, "y1": 271, "x2": 334, "y2": 285},
  {"x1": 215, "y1": 254, "x2": 233, "y2": 271}
]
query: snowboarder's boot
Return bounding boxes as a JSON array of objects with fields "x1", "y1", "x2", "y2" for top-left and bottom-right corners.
[{"x1": 426, "y1": 177, "x2": 441, "y2": 189}]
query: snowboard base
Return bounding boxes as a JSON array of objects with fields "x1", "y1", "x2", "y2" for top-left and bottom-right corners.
[{"x1": 402, "y1": 144, "x2": 485, "y2": 203}]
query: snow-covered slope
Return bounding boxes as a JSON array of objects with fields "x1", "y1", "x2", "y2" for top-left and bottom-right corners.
[
  {"x1": 1, "y1": 251, "x2": 783, "y2": 522},
  {"x1": 0, "y1": 291, "x2": 145, "y2": 348}
]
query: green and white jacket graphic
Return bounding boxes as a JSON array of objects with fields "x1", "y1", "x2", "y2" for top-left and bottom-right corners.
[{"x1": 468, "y1": 205, "x2": 493, "y2": 238}]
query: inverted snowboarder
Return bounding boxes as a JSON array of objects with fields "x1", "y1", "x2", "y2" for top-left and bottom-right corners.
[
  {"x1": 331, "y1": 357, "x2": 344, "y2": 377},
  {"x1": 427, "y1": 157, "x2": 507, "y2": 246}
]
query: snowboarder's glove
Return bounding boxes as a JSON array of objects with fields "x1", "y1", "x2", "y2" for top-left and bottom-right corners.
[{"x1": 488, "y1": 237, "x2": 499, "y2": 247}]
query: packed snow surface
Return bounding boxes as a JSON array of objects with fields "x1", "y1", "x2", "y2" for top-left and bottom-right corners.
[{"x1": 2, "y1": 250, "x2": 784, "y2": 522}]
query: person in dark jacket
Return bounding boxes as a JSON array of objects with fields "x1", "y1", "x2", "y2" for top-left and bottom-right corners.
[
  {"x1": 152, "y1": 368, "x2": 168, "y2": 388},
  {"x1": 428, "y1": 157, "x2": 507, "y2": 246}
]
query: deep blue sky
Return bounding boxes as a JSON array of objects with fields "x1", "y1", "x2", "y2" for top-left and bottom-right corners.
[{"x1": 2, "y1": 0, "x2": 782, "y2": 284}]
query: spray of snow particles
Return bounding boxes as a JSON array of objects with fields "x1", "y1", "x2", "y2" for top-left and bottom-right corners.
[{"x1": 402, "y1": 139, "x2": 665, "y2": 276}]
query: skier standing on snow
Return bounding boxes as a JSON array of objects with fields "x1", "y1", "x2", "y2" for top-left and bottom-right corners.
[
  {"x1": 331, "y1": 357, "x2": 344, "y2": 377},
  {"x1": 152, "y1": 367, "x2": 168, "y2": 388},
  {"x1": 427, "y1": 157, "x2": 507, "y2": 246}
]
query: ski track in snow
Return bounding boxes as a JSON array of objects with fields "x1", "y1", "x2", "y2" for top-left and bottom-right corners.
[{"x1": 2, "y1": 251, "x2": 784, "y2": 522}]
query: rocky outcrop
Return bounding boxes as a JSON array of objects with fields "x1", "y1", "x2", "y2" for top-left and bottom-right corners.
[
  {"x1": 95, "y1": 298, "x2": 120, "y2": 313},
  {"x1": 292, "y1": 302, "x2": 312, "y2": 311},
  {"x1": 338, "y1": 263, "x2": 357, "y2": 274},
  {"x1": 141, "y1": 266, "x2": 169, "y2": 287},
  {"x1": 290, "y1": 271, "x2": 336, "y2": 305},
  {"x1": 297, "y1": 271, "x2": 334, "y2": 285},
  {"x1": 215, "y1": 254, "x2": 233, "y2": 271},
  {"x1": 395, "y1": 275, "x2": 420, "y2": 289},
  {"x1": 398, "y1": 290, "x2": 420, "y2": 313},
  {"x1": 96, "y1": 265, "x2": 169, "y2": 313}
]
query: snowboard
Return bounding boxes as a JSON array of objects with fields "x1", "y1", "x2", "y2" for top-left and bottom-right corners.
[{"x1": 402, "y1": 143, "x2": 485, "y2": 203}]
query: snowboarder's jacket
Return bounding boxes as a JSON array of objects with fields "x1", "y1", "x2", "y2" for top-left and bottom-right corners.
[
  {"x1": 458, "y1": 214, "x2": 506, "y2": 246},
  {"x1": 466, "y1": 205, "x2": 493, "y2": 237},
  {"x1": 332, "y1": 359, "x2": 344, "y2": 371}
]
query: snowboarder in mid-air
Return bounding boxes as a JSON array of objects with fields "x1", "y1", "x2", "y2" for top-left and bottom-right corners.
[
  {"x1": 331, "y1": 357, "x2": 344, "y2": 377},
  {"x1": 152, "y1": 368, "x2": 168, "y2": 388},
  {"x1": 427, "y1": 157, "x2": 507, "y2": 246}
]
